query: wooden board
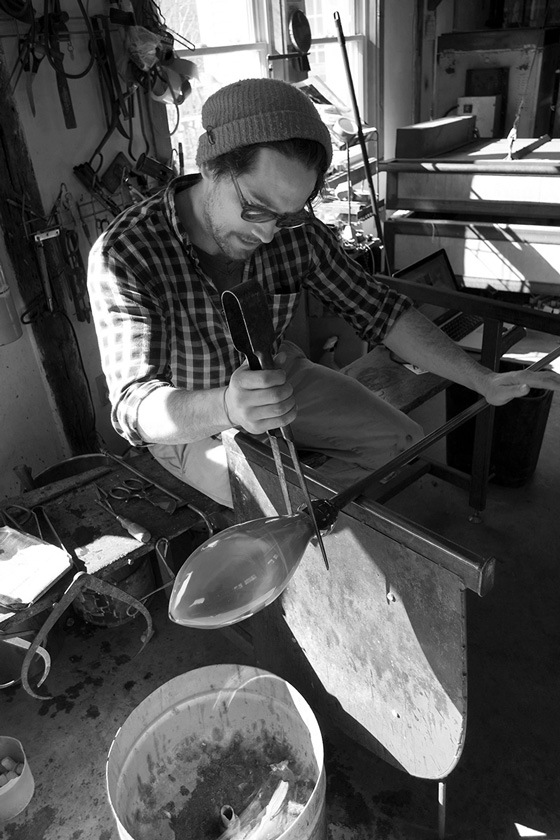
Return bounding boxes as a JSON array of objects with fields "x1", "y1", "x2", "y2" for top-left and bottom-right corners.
[
  {"x1": 340, "y1": 345, "x2": 450, "y2": 414},
  {"x1": 395, "y1": 115, "x2": 476, "y2": 159},
  {"x1": 382, "y1": 138, "x2": 560, "y2": 219},
  {"x1": 224, "y1": 431, "x2": 472, "y2": 780}
]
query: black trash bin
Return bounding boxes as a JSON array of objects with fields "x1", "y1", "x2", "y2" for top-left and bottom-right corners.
[{"x1": 446, "y1": 361, "x2": 554, "y2": 487}]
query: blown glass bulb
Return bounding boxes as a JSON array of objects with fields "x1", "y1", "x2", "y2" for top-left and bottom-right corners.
[{"x1": 168, "y1": 512, "x2": 315, "y2": 629}]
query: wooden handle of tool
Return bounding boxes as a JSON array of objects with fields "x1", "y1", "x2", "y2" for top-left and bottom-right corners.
[{"x1": 115, "y1": 514, "x2": 151, "y2": 544}]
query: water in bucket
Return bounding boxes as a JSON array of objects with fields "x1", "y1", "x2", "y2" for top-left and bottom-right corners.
[{"x1": 106, "y1": 665, "x2": 326, "y2": 840}]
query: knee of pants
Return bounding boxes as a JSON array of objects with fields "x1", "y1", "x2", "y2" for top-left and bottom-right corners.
[{"x1": 148, "y1": 441, "x2": 233, "y2": 508}]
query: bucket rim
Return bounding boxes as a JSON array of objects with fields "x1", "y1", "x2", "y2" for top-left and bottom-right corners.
[
  {"x1": 105, "y1": 664, "x2": 325, "y2": 837},
  {"x1": 107, "y1": 664, "x2": 324, "y2": 763}
]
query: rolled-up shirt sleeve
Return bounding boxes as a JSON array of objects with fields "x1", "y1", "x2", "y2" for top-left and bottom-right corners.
[{"x1": 87, "y1": 234, "x2": 174, "y2": 447}]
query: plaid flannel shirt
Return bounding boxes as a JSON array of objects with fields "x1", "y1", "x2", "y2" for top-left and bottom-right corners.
[{"x1": 87, "y1": 175, "x2": 413, "y2": 446}]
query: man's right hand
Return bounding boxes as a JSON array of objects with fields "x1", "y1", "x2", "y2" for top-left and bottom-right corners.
[{"x1": 224, "y1": 361, "x2": 297, "y2": 434}]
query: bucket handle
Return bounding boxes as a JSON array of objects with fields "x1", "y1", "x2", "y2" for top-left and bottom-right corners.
[{"x1": 0, "y1": 636, "x2": 51, "y2": 690}]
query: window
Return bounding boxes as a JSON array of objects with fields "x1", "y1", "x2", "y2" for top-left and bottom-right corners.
[
  {"x1": 157, "y1": 1, "x2": 372, "y2": 172},
  {"x1": 306, "y1": 0, "x2": 366, "y2": 111}
]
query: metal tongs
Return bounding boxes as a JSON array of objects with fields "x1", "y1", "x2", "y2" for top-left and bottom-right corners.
[{"x1": 222, "y1": 278, "x2": 329, "y2": 570}]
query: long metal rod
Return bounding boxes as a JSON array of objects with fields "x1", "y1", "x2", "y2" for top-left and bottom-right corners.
[
  {"x1": 333, "y1": 12, "x2": 385, "y2": 255},
  {"x1": 438, "y1": 780, "x2": 447, "y2": 839},
  {"x1": 329, "y1": 344, "x2": 560, "y2": 512},
  {"x1": 330, "y1": 397, "x2": 490, "y2": 511},
  {"x1": 381, "y1": 160, "x2": 560, "y2": 175}
]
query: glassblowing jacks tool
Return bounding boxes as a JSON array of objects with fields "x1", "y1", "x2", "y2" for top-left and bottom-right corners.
[{"x1": 222, "y1": 278, "x2": 329, "y2": 571}]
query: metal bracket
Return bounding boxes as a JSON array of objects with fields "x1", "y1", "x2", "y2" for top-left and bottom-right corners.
[{"x1": 33, "y1": 227, "x2": 60, "y2": 244}]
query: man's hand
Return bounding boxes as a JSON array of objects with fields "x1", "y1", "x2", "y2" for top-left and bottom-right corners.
[
  {"x1": 482, "y1": 367, "x2": 560, "y2": 406},
  {"x1": 225, "y1": 360, "x2": 297, "y2": 434}
]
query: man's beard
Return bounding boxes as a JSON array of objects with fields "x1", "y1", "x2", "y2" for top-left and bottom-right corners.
[{"x1": 202, "y1": 196, "x2": 261, "y2": 260}]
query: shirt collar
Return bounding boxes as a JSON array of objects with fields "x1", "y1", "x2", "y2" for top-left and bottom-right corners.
[{"x1": 164, "y1": 174, "x2": 202, "y2": 245}]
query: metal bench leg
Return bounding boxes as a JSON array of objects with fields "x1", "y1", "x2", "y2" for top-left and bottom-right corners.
[{"x1": 438, "y1": 779, "x2": 447, "y2": 839}]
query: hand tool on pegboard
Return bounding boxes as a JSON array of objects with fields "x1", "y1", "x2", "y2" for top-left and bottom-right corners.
[
  {"x1": 9, "y1": 27, "x2": 46, "y2": 116},
  {"x1": 58, "y1": 227, "x2": 91, "y2": 321},
  {"x1": 86, "y1": 13, "x2": 142, "y2": 175},
  {"x1": 32, "y1": 227, "x2": 59, "y2": 313},
  {"x1": 73, "y1": 162, "x2": 122, "y2": 217},
  {"x1": 49, "y1": 186, "x2": 92, "y2": 322},
  {"x1": 222, "y1": 278, "x2": 329, "y2": 570},
  {"x1": 90, "y1": 14, "x2": 134, "y2": 140},
  {"x1": 44, "y1": 0, "x2": 77, "y2": 129},
  {"x1": 61, "y1": 186, "x2": 93, "y2": 247}
]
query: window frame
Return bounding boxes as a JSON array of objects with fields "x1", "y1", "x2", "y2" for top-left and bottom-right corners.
[{"x1": 161, "y1": 0, "x2": 376, "y2": 166}]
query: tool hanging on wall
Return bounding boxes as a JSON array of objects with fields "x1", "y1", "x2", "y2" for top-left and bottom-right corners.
[
  {"x1": 73, "y1": 162, "x2": 122, "y2": 217},
  {"x1": 5, "y1": 197, "x2": 52, "y2": 323},
  {"x1": 48, "y1": 184, "x2": 91, "y2": 322},
  {"x1": 30, "y1": 223, "x2": 87, "y2": 324},
  {"x1": 60, "y1": 186, "x2": 93, "y2": 246},
  {"x1": 6, "y1": 0, "x2": 98, "y2": 128},
  {"x1": 44, "y1": 0, "x2": 76, "y2": 129},
  {"x1": 89, "y1": 14, "x2": 136, "y2": 160},
  {"x1": 114, "y1": 0, "x2": 197, "y2": 120},
  {"x1": 58, "y1": 227, "x2": 91, "y2": 322},
  {"x1": 9, "y1": 23, "x2": 46, "y2": 116},
  {"x1": 32, "y1": 228, "x2": 59, "y2": 314},
  {"x1": 0, "y1": 0, "x2": 35, "y2": 23},
  {"x1": 135, "y1": 153, "x2": 174, "y2": 184}
]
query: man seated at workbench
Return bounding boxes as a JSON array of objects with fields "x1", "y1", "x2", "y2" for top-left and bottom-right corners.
[{"x1": 87, "y1": 78, "x2": 560, "y2": 508}]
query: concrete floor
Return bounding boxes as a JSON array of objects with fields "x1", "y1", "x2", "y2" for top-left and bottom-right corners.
[{"x1": 1, "y1": 393, "x2": 559, "y2": 840}]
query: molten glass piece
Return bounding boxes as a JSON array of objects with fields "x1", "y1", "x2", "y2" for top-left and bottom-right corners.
[{"x1": 168, "y1": 512, "x2": 316, "y2": 629}]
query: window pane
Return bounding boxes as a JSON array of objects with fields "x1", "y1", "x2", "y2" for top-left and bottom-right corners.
[
  {"x1": 159, "y1": 0, "x2": 255, "y2": 48},
  {"x1": 309, "y1": 41, "x2": 361, "y2": 111},
  {"x1": 167, "y1": 52, "x2": 264, "y2": 173},
  {"x1": 306, "y1": 0, "x2": 356, "y2": 38}
]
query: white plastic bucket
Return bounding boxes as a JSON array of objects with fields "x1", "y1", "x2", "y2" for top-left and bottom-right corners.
[
  {"x1": 0, "y1": 736, "x2": 34, "y2": 822},
  {"x1": 106, "y1": 664, "x2": 326, "y2": 840}
]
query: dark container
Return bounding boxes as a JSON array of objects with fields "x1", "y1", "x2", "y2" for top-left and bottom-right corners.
[{"x1": 446, "y1": 361, "x2": 554, "y2": 487}]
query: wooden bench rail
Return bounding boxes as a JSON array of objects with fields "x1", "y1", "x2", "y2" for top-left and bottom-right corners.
[
  {"x1": 370, "y1": 277, "x2": 560, "y2": 511},
  {"x1": 381, "y1": 275, "x2": 560, "y2": 337}
]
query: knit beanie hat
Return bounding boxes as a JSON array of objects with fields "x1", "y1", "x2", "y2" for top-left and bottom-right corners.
[{"x1": 195, "y1": 78, "x2": 333, "y2": 169}]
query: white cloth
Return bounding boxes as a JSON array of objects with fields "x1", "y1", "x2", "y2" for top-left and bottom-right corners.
[{"x1": 149, "y1": 342, "x2": 423, "y2": 507}]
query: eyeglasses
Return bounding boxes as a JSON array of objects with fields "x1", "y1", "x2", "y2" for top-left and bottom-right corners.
[{"x1": 230, "y1": 171, "x2": 312, "y2": 229}]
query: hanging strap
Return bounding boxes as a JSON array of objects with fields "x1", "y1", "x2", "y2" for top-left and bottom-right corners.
[{"x1": 45, "y1": 0, "x2": 77, "y2": 129}]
